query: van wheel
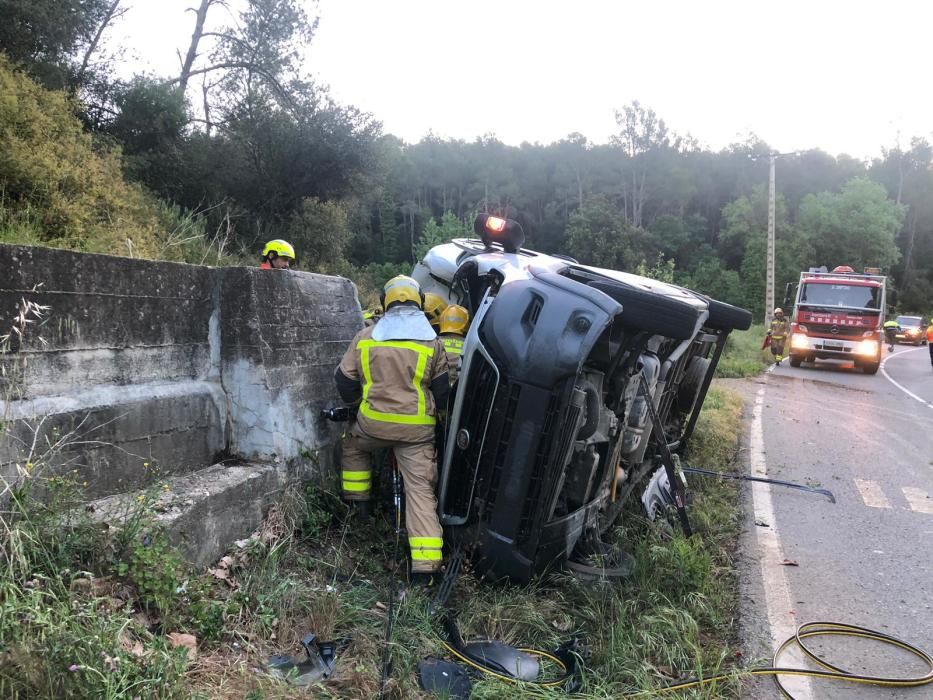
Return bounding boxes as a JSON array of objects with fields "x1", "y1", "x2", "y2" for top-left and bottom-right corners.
[
  {"x1": 861, "y1": 361, "x2": 880, "y2": 375},
  {"x1": 790, "y1": 355, "x2": 802, "y2": 368},
  {"x1": 587, "y1": 280, "x2": 702, "y2": 340}
]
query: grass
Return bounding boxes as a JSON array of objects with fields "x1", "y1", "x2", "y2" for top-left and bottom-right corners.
[
  {"x1": 0, "y1": 387, "x2": 747, "y2": 699},
  {"x1": 716, "y1": 324, "x2": 773, "y2": 378}
]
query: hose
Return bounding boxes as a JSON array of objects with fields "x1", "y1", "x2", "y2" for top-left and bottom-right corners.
[{"x1": 652, "y1": 621, "x2": 933, "y2": 699}]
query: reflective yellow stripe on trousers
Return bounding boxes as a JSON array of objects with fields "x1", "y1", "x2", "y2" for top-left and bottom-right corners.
[
  {"x1": 341, "y1": 469, "x2": 371, "y2": 493},
  {"x1": 409, "y1": 536, "x2": 443, "y2": 561},
  {"x1": 357, "y1": 339, "x2": 436, "y2": 425}
]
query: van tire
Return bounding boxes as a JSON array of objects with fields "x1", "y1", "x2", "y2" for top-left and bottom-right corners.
[{"x1": 588, "y1": 280, "x2": 701, "y2": 340}]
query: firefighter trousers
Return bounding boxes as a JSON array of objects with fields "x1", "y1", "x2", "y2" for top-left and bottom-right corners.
[{"x1": 340, "y1": 426, "x2": 443, "y2": 573}]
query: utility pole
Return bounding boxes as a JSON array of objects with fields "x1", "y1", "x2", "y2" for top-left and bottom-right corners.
[
  {"x1": 750, "y1": 150, "x2": 799, "y2": 323},
  {"x1": 767, "y1": 155, "x2": 776, "y2": 323}
]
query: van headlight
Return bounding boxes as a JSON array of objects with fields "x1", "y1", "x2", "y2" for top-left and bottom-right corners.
[
  {"x1": 791, "y1": 333, "x2": 809, "y2": 349},
  {"x1": 857, "y1": 339, "x2": 879, "y2": 356}
]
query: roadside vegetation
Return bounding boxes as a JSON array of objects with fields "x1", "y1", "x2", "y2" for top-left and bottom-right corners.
[
  {"x1": 1, "y1": 385, "x2": 745, "y2": 699},
  {"x1": 716, "y1": 324, "x2": 773, "y2": 378}
]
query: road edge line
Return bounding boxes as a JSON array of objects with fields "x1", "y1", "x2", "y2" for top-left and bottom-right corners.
[
  {"x1": 880, "y1": 346, "x2": 933, "y2": 409},
  {"x1": 750, "y1": 383, "x2": 813, "y2": 699}
]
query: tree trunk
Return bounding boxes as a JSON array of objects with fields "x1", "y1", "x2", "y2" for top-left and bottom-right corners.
[
  {"x1": 576, "y1": 170, "x2": 583, "y2": 210},
  {"x1": 179, "y1": 0, "x2": 214, "y2": 93},
  {"x1": 903, "y1": 211, "x2": 917, "y2": 285},
  {"x1": 76, "y1": 0, "x2": 123, "y2": 87}
]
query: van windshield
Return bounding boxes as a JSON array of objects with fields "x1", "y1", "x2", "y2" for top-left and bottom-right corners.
[{"x1": 799, "y1": 283, "x2": 880, "y2": 310}]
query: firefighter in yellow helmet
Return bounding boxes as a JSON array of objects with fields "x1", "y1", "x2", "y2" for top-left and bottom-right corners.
[
  {"x1": 260, "y1": 239, "x2": 296, "y2": 269},
  {"x1": 423, "y1": 292, "x2": 448, "y2": 331},
  {"x1": 438, "y1": 305, "x2": 469, "y2": 385},
  {"x1": 768, "y1": 308, "x2": 789, "y2": 366},
  {"x1": 334, "y1": 275, "x2": 449, "y2": 577}
]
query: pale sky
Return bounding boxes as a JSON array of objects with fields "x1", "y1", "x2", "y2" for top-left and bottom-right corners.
[{"x1": 110, "y1": 0, "x2": 932, "y2": 158}]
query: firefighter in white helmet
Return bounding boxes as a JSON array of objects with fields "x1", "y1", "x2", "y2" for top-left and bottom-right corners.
[
  {"x1": 334, "y1": 275, "x2": 449, "y2": 577},
  {"x1": 768, "y1": 308, "x2": 789, "y2": 365}
]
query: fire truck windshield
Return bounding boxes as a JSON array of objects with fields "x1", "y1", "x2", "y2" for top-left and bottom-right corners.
[{"x1": 799, "y1": 282, "x2": 881, "y2": 310}]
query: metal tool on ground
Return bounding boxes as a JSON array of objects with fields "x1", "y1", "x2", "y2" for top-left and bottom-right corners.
[
  {"x1": 640, "y1": 374, "x2": 692, "y2": 536},
  {"x1": 264, "y1": 633, "x2": 336, "y2": 687},
  {"x1": 682, "y1": 465, "x2": 836, "y2": 503}
]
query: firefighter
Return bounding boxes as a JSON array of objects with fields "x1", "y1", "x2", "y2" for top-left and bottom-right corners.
[
  {"x1": 927, "y1": 319, "x2": 933, "y2": 369},
  {"x1": 334, "y1": 275, "x2": 450, "y2": 577},
  {"x1": 883, "y1": 319, "x2": 899, "y2": 352},
  {"x1": 767, "y1": 308, "x2": 789, "y2": 365},
  {"x1": 423, "y1": 292, "x2": 448, "y2": 332},
  {"x1": 260, "y1": 239, "x2": 296, "y2": 269},
  {"x1": 438, "y1": 305, "x2": 470, "y2": 385}
]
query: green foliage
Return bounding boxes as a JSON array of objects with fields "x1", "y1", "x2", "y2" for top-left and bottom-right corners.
[
  {"x1": 414, "y1": 210, "x2": 469, "y2": 261},
  {"x1": 114, "y1": 529, "x2": 185, "y2": 618},
  {"x1": 286, "y1": 197, "x2": 353, "y2": 270},
  {"x1": 800, "y1": 177, "x2": 904, "y2": 271},
  {"x1": 635, "y1": 252, "x2": 676, "y2": 282},
  {"x1": 0, "y1": 479, "x2": 188, "y2": 699},
  {"x1": 716, "y1": 325, "x2": 772, "y2": 378},
  {"x1": 0, "y1": 0, "x2": 112, "y2": 89},
  {"x1": 0, "y1": 55, "x2": 169, "y2": 256}
]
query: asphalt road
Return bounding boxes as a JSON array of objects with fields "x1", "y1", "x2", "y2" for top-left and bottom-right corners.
[{"x1": 735, "y1": 343, "x2": 933, "y2": 699}]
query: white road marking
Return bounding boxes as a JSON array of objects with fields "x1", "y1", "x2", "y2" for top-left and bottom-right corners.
[
  {"x1": 880, "y1": 346, "x2": 933, "y2": 409},
  {"x1": 750, "y1": 384, "x2": 813, "y2": 699},
  {"x1": 854, "y1": 479, "x2": 892, "y2": 509},
  {"x1": 903, "y1": 487, "x2": 933, "y2": 514}
]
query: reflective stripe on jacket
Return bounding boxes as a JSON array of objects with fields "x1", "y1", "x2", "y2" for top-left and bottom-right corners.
[
  {"x1": 769, "y1": 318, "x2": 789, "y2": 339},
  {"x1": 338, "y1": 326, "x2": 448, "y2": 442}
]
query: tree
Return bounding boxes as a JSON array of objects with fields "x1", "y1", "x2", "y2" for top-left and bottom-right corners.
[
  {"x1": 799, "y1": 178, "x2": 904, "y2": 272},
  {"x1": 414, "y1": 212, "x2": 469, "y2": 262},
  {"x1": 0, "y1": 0, "x2": 114, "y2": 89},
  {"x1": 0, "y1": 56, "x2": 167, "y2": 256},
  {"x1": 611, "y1": 101, "x2": 678, "y2": 228}
]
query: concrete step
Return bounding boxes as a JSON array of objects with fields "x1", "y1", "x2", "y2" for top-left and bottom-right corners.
[
  {"x1": 1, "y1": 380, "x2": 226, "y2": 500},
  {"x1": 87, "y1": 461, "x2": 288, "y2": 567}
]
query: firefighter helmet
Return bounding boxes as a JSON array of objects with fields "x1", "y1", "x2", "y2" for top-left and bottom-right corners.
[
  {"x1": 773, "y1": 307, "x2": 784, "y2": 316},
  {"x1": 262, "y1": 239, "x2": 295, "y2": 260},
  {"x1": 439, "y1": 305, "x2": 470, "y2": 336},
  {"x1": 423, "y1": 293, "x2": 448, "y2": 328},
  {"x1": 381, "y1": 275, "x2": 423, "y2": 310}
]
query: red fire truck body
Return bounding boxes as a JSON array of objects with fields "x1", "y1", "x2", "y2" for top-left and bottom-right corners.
[{"x1": 787, "y1": 266, "x2": 885, "y2": 374}]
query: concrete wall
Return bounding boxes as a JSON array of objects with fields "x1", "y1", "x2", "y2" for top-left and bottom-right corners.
[{"x1": 0, "y1": 244, "x2": 361, "y2": 499}]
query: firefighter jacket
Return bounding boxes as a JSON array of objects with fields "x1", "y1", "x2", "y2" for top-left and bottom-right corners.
[
  {"x1": 440, "y1": 334, "x2": 464, "y2": 384},
  {"x1": 336, "y1": 324, "x2": 449, "y2": 443},
  {"x1": 927, "y1": 324, "x2": 933, "y2": 343},
  {"x1": 769, "y1": 317, "x2": 789, "y2": 339}
]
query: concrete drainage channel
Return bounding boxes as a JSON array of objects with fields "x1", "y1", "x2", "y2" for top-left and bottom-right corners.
[{"x1": 0, "y1": 243, "x2": 361, "y2": 565}]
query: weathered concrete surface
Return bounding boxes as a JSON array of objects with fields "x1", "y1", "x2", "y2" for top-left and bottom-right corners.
[
  {"x1": 88, "y1": 461, "x2": 285, "y2": 567},
  {"x1": 0, "y1": 244, "x2": 361, "y2": 522},
  {"x1": 1, "y1": 381, "x2": 225, "y2": 498},
  {"x1": 219, "y1": 267, "x2": 360, "y2": 467}
]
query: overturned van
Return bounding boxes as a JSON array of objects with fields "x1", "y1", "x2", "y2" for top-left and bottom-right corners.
[{"x1": 412, "y1": 215, "x2": 752, "y2": 582}]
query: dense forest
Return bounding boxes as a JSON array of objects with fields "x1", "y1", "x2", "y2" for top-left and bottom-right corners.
[{"x1": 2, "y1": 0, "x2": 932, "y2": 317}]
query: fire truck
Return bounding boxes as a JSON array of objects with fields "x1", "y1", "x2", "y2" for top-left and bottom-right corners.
[{"x1": 786, "y1": 265, "x2": 885, "y2": 374}]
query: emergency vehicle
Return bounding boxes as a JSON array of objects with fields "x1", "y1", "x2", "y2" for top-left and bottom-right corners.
[{"x1": 786, "y1": 266, "x2": 885, "y2": 374}]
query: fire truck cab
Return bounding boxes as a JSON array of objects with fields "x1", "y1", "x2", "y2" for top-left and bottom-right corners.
[{"x1": 787, "y1": 265, "x2": 885, "y2": 374}]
